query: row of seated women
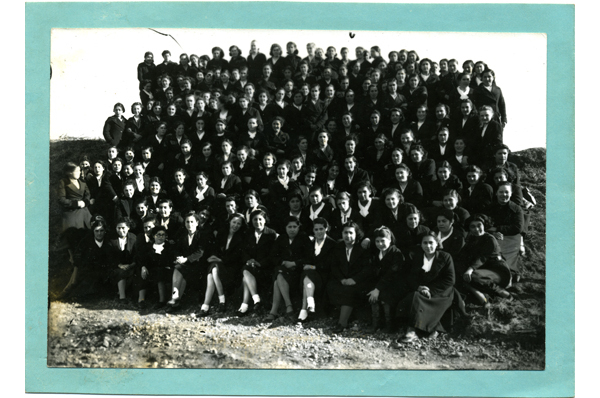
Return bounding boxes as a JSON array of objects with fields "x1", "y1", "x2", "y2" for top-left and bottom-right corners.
[{"x1": 58, "y1": 149, "x2": 525, "y2": 342}]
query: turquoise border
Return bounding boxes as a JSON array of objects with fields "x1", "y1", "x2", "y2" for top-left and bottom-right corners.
[{"x1": 25, "y1": 2, "x2": 574, "y2": 396}]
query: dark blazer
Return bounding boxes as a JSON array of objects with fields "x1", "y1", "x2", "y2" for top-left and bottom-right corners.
[
  {"x1": 107, "y1": 233, "x2": 137, "y2": 267},
  {"x1": 302, "y1": 99, "x2": 328, "y2": 136},
  {"x1": 462, "y1": 182, "x2": 494, "y2": 215},
  {"x1": 103, "y1": 115, "x2": 128, "y2": 147},
  {"x1": 468, "y1": 121, "x2": 503, "y2": 166},
  {"x1": 312, "y1": 146, "x2": 335, "y2": 171},
  {"x1": 402, "y1": 86, "x2": 428, "y2": 122},
  {"x1": 242, "y1": 227, "x2": 278, "y2": 269},
  {"x1": 451, "y1": 116, "x2": 479, "y2": 140},
  {"x1": 372, "y1": 245, "x2": 407, "y2": 294},
  {"x1": 488, "y1": 201, "x2": 524, "y2": 236},
  {"x1": 396, "y1": 224, "x2": 431, "y2": 256},
  {"x1": 215, "y1": 174, "x2": 243, "y2": 199},
  {"x1": 408, "y1": 159, "x2": 436, "y2": 183},
  {"x1": 410, "y1": 120, "x2": 437, "y2": 143},
  {"x1": 337, "y1": 168, "x2": 371, "y2": 198},
  {"x1": 424, "y1": 175, "x2": 463, "y2": 206},
  {"x1": 58, "y1": 178, "x2": 91, "y2": 209},
  {"x1": 270, "y1": 232, "x2": 313, "y2": 274},
  {"x1": 406, "y1": 249, "x2": 455, "y2": 297},
  {"x1": 73, "y1": 235, "x2": 109, "y2": 270},
  {"x1": 472, "y1": 84, "x2": 507, "y2": 124},
  {"x1": 114, "y1": 196, "x2": 136, "y2": 221},
  {"x1": 435, "y1": 227, "x2": 466, "y2": 260},
  {"x1": 395, "y1": 178, "x2": 424, "y2": 209},
  {"x1": 156, "y1": 213, "x2": 185, "y2": 240},
  {"x1": 231, "y1": 106, "x2": 264, "y2": 134},
  {"x1": 329, "y1": 242, "x2": 373, "y2": 283},
  {"x1": 173, "y1": 229, "x2": 207, "y2": 267},
  {"x1": 189, "y1": 186, "x2": 216, "y2": 212},
  {"x1": 247, "y1": 52, "x2": 268, "y2": 82}
]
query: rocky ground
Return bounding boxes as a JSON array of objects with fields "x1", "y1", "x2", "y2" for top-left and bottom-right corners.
[{"x1": 47, "y1": 142, "x2": 546, "y2": 370}]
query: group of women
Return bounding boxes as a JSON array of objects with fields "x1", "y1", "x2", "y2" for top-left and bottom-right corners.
[{"x1": 57, "y1": 40, "x2": 531, "y2": 343}]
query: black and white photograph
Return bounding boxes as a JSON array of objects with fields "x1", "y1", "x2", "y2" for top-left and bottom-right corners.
[{"x1": 46, "y1": 28, "x2": 547, "y2": 370}]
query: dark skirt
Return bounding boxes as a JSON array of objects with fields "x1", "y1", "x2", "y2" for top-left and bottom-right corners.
[
  {"x1": 469, "y1": 258, "x2": 512, "y2": 292},
  {"x1": 136, "y1": 266, "x2": 173, "y2": 290},
  {"x1": 327, "y1": 279, "x2": 371, "y2": 308},
  {"x1": 207, "y1": 260, "x2": 241, "y2": 293},
  {"x1": 62, "y1": 208, "x2": 92, "y2": 231},
  {"x1": 397, "y1": 290, "x2": 454, "y2": 333}
]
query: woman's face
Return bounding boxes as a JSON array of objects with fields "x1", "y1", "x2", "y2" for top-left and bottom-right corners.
[
  {"x1": 438, "y1": 130, "x2": 449, "y2": 144},
  {"x1": 459, "y1": 74, "x2": 471, "y2": 88},
  {"x1": 309, "y1": 190, "x2": 323, "y2": 205},
  {"x1": 327, "y1": 165, "x2": 340, "y2": 180},
  {"x1": 497, "y1": 185, "x2": 512, "y2": 204},
  {"x1": 342, "y1": 226, "x2": 357, "y2": 245},
  {"x1": 396, "y1": 70, "x2": 406, "y2": 83},
  {"x1": 409, "y1": 76, "x2": 419, "y2": 89},
  {"x1": 318, "y1": 133, "x2": 329, "y2": 147},
  {"x1": 277, "y1": 164, "x2": 289, "y2": 178},
  {"x1": 344, "y1": 157, "x2": 356, "y2": 172},
  {"x1": 375, "y1": 236, "x2": 391, "y2": 252},
  {"x1": 230, "y1": 217, "x2": 243, "y2": 233},
  {"x1": 421, "y1": 236, "x2": 438, "y2": 255},
  {"x1": 175, "y1": 124, "x2": 185, "y2": 136},
  {"x1": 286, "y1": 222, "x2": 300, "y2": 239},
  {"x1": 345, "y1": 140, "x2": 356, "y2": 154},
  {"x1": 149, "y1": 181, "x2": 161, "y2": 194},
  {"x1": 337, "y1": 197, "x2": 350, "y2": 212},
  {"x1": 370, "y1": 113, "x2": 380, "y2": 125},
  {"x1": 345, "y1": 90, "x2": 355, "y2": 104},
  {"x1": 483, "y1": 71, "x2": 494, "y2": 86},
  {"x1": 157, "y1": 124, "x2": 167, "y2": 137},
  {"x1": 272, "y1": 120, "x2": 282, "y2": 132},
  {"x1": 385, "y1": 193, "x2": 399, "y2": 210},
  {"x1": 298, "y1": 139, "x2": 308, "y2": 152},
  {"x1": 416, "y1": 107, "x2": 427, "y2": 121},
  {"x1": 435, "y1": 106, "x2": 447, "y2": 120},
  {"x1": 230, "y1": 47, "x2": 239, "y2": 57},
  {"x1": 262, "y1": 66, "x2": 272, "y2": 79},
  {"x1": 325, "y1": 86, "x2": 335, "y2": 98},
  {"x1": 374, "y1": 138, "x2": 385, "y2": 151},
  {"x1": 437, "y1": 167, "x2": 450, "y2": 181},
  {"x1": 310, "y1": 87, "x2": 320, "y2": 100},
  {"x1": 388, "y1": 81, "x2": 398, "y2": 93},
  {"x1": 440, "y1": 60, "x2": 448, "y2": 73},
  {"x1": 252, "y1": 214, "x2": 266, "y2": 231},
  {"x1": 70, "y1": 166, "x2": 82, "y2": 180},
  {"x1": 276, "y1": 89, "x2": 286, "y2": 101},
  {"x1": 154, "y1": 230, "x2": 167, "y2": 245},
  {"x1": 212, "y1": 49, "x2": 221, "y2": 59},
  {"x1": 495, "y1": 149, "x2": 509, "y2": 164},
  {"x1": 133, "y1": 166, "x2": 144, "y2": 178},
  {"x1": 185, "y1": 216, "x2": 199, "y2": 233},
  {"x1": 272, "y1": 46, "x2": 282, "y2": 57},
  {"x1": 466, "y1": 171, "x2": 480, "y2": 185},
  {"x1": 289, "y1": 197, "x2": 302, "y2": 212},
  {"x1": 222, "y1": 142, "x2": 232, "y2": 154},
  {"x1": 174, "y1": 171, "x2": 185, "y2": 185},
  {"x1": 167, "y1": 105, "x2": 177, "y2": 116},
  {"x1": 362, "y1": 80, "x2": 372, "y2": 92},
  {"x1": 93, "y1": 162, "x2": 104, "y2": 177},
  {"x1": 406, "y1": 213, "x2": 420, "y2": 229},
  {"x1": 391, "y1": 150, "x2": 403, "y2": 164},
  {"x1": 221, "y1": 164, "x2": 232, "y2": 176},
  {"x1": 196, "y1": 174, "x2": 207, "y2": 187},
  {"x1": 301, "y1": 85, "x2": 310, "y2": 97},
  {"x1": 93, "y1": 225, "x2": 107, "y2": 242},
  {"x1": 313, "y1": 222, "x2": 327, "y2": 240},
  {"x1": 292, "y1": 158, "x2": 303, "y2": 172},
  {"x1": 463, "y1": 63, "x2": 473, "y2": 74},
  {"x1": 410, "y1": 149, "x2": 424, "y2": 163},
  {"x1": 112, "y1": 161, "x2": 122, "y2": 174},
  {"x1": 469, "y1": 221, "x2": 485, "y2": 237},
  {"x1": 437, "y1": 216, "x2": 453, "y2": 234},
  {"x1": 202, "y1": 145, "x2": 212, "y2": 157},
  {"x1": 263, "y1": 155, "x2": 274, "y2": 169},
  {"x1": 395, "y1": 168, "x2": 408, "y2": 183},
  {"x1": 225, "y1": 200, "x2": 237, "y2": 215},
  {"x1": 479, "y1": 110, "x2": 493, "y2": 124},
  {"x1": 245, "y1": 194, "x2": 258, "y2": 209},
  {"x1": 421, "y1": 61, "x2": 430, "y2": 74},
  {"x1": 135, "y1": 202, "x2": 147, "y2": 215},
  {"x1": 357, "y1": 186, "x2": 371, "y2": 203},
  {"x1": 304, "y1": 172, "x2": 316, "y2": 186},
  {"x1": 369, "y1": 86, "x2": 378, "y2": 99},
  {"x1": 460, "y1": 102, "x2": 472, "y2": 116},
  {"x1": 315, "y1": 48, "x2": 324, "y2": 59},
  {"x1": 237, "y1": 149, "x2": 248, "y2": 163},
  {"x1": 251, "y1": 41, "x2": 258, "y2": 53},
  {"x1": 326, "y1": 47, "x2": 336, "y2": 59},
  {"x1": 443, "y1": 195, "x2": 459, "y2": 210},
  {"x1": 196, "y1": 71, "x2": 204, "y2": 82},
  {"x1": 221, "y1": 73, "x2": 230, "y2": 83}
]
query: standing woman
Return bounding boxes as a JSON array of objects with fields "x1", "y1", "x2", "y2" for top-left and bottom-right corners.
[
  {"x1": 58, "y1": 162, "x2": 92, "y2": 231},
  {"x1": 327, "y1": 221, "x2": 373, "y2": 333},
  {"x1": 228, "y1": 45, "x2": 247, "y2": 72},
  {"x1": 348, "y1": 46, "x2": 372, "y2": 75},
  {"x1": 487, "y1": 182, "x2": 524, "y2": 281},
  {"x1": 395, "y1": 232, "x2": 455, "y2": 342},
  {"x1": 237, "y1": 209, "x2": 278, "y2": 316},
  {"x1": 267, "y1": 43, "x2": 286, "y2": 82},
  {"x1": 297, "y1": 217, "x2": 336, "y2": 322},
  {"x1": 103, "y1": 103, "x2": 128, "y2": 148},
  {"x1": 402, "y1": 74, "x2": 428, "y2": 123},
  {"x1": 207, "y1": 47, "x2": 229, "y2": 74},
  {"x1": 458, "y1": 214, "x2": 512, "y2": 305},
  {"x1": 472, "y1": 69, "x2": 507, "y2": 128},
  {"x1": 247, "y1": 40, "x2": 268, "y2": 83},
  {"x1": 448, "y1": 73, "x2": 474, "y2": 120}
]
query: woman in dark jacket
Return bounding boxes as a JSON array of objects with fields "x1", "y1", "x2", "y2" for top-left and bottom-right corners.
[
  {"x1": 461, "y1": 165, "x2": 493, "y2": 215},
  {"x1": 457, "y1": 214, "x2": 512, "y2": 305},
  {"x1": 396, "y1": 231, "x2": 455, "y2": 342},
  {"x1": 237, "y1": 209, "x2": 278, "y2": 316},
  {"x1": 366, "y1": 226, "x2": 406, "y2": 333},
  {"x1": 103, "y1": 103, "x2": 128, "y2": 148},
  {"x1": 401, "y1": 74, "x2": 428, "y2": 123},
  {"x1": 471, "y1": 69, "x2": 507, "y2": 127},
  {"x1": 327, "y1": 221, "x2": 374, "y2": 333}
]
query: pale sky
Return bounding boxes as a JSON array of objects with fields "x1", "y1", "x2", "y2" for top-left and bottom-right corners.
[{"x1": 50, "y1": 28, "x2": 547, "y2": 150}]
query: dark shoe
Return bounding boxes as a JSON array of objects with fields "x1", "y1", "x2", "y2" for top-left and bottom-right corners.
[
  {"x1": 236, "y1": 309, "x2": 249, "y2": 317},
  {"x1": 198, "y1": 309, "x2": 210, "y2": 317},
  {"x1": 137, "y1": 300, "x2": 148, "y2": 310},
  {"x1": 216, "y1": 303, "x2": 226, "y2": 314},
  {"x1": 252, "y1": 301, "x2": 263, "y2": 313},
  {"x1": 332, "y1": 323, "x2": 346, "y2": 333},
  {"x1": 154, "y1": 301, "x2": 167, "y2": 310},
  {"x1": 264, "y1": 313, "x2": 278, "y2": 322},
  {"x1": 166, "y1": 300, "x2": 181, "y2": 313}
]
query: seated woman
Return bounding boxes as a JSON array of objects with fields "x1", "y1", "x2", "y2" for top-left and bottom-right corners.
[
  {"x1": 462, "y1": 165, "x2": 493, "y2": 215},
  {"x1": 106, "y1": 218, "x2": 138, "y2": 305},
  {"x1": 329, "y1": 191, "x2": 363, "y2": 241},
  {"x1": 458, "y1": 214, "x2": 512, "y2": 305},
  {"x1": 434, "y1": 209, "x2": 466, "y2": 260},
  {"x1": 167, "y1": 168, "x2": 193, "y2": 215},
  {"x1": 391, "y1": 163, "x2": 424, "y2": 209},
  {"x1": 366, "y1": 226, "x2": 406, "y2": 334},
  {"x1": 268, "y1": 159, "x2": 300, "y2": 216},
  {"x1": 354, "y1": 181, "x2": 383, "y2": 239},
  {"x1": 487, "y1": 182, "x2": 524, "y2": 282},
  {"x1": 235, "y1": 145, "x2": 259, "y2": 191},
  {"x1": 206, "y1": 213, "x2": 248, "y2": 309},
  {"x1": 327, "y1": 221, "x2": 374, "y2": 333},
  {"x1": 301, "y1": 185, "x2": 334, "y2": 230},
  {"x1": 364, "y1": 134, "x2": 392, "y2": 190},
  {"x1": 396, "y1": 205, "x2": 431, "y2": 256},
  {"x1": 189, "y1": 171, "x2": 216, "y2": 213},
  {"x1": 135, "y1": 225, "x2": 174, "y2": 309},
  {"x1": 441, "y1": 189, "x2": 471, "y2": 230},
  {"x1": 337, "y1": 155, "x2": 371, "y2": 201},
  {"x1": 407, "y1": 143, "x2": 436, "y2": 184},
  {"x1": 425, "y1": 161, "x2": 464, "y2": 208},
  {"x1": 265, "y1": 216, "x2": 312, "y2": 323},
  {"x1": 312, "y1": 131, "x2": 335, "y2": 172},
  {"x1": 58, "y1": 217, "x2": 108, "y2": 300},
  {"x1": 395, "y1": 231, "x2": 456, "y2": 342},
  {"x1": 237, "y1": 209, "x2": 278, "y2": 316},
  {"x1": 145, "y1": 176, "x2": 168, "y2": 213},
  {"x1": 297, "y1": 217, "x2": 336, "y2": 322}
]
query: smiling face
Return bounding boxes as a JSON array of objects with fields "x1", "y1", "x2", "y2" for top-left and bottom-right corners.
[
  {"x1": 395, "y1": 168, "x2": 408, "y2": 183},
  {"x1": 304, "y1": 172, "x2": 316, "y2": 186},
  {"x1": 437, "y1": 167, "x2": 450, "y2": 181},
  {"x1": 252, "y1": 214, "x2": 266, "y2": 231},
  {"x1": 466, "y1": 171, "x2": 480, "y2": 185},
  {"x1": 135, "y1": 201, "x2": 147, "y2": 216},
  {"x1": 196, "y1": 174, "x2": 207, "y2": 188},
  {"x1": 469, "y1": 220, "x2": 485, "y2": 237},
  {"x1": 158, "y1": 203, "x2": 172, "y2": 218},
  {"x1": 375, "y1": 236, "x2": 391, "y2": 252},
  {"x1": 327, "y1": 165, "x2": 340, "y2": 180},
  {"x1": 410, "y1": 149, "x2": 424, "y2": 163},
  {"x1": 237, "y1": 149, "x2": 248, "y2": 163},
  {"x1": 385, "y1": 193, "x2": 399, "y2": 210},
  {"x1": 421, "y1": 235, "x2": 438, "y2": 255},
  {"x1": 497, "y1": 185, "x2": 512, "y2": 204},
  {"x1": 133, "y1": 165, "x2": 144, "y2": 178},
  {"x1": 229, "y1": 216, "x2": 243, "y2": 233},
  {"x1": 406, "y1": 213, "x2": 419, "y2": 229},
  {"x1": 149, "y1": 181, "x2": 161, "y2": 195},
  {"x1": 443, "y1": 195, "x2": 459, "y2": 210},
  {"x1": 174, "y1": 171, "x2": 185, "y2": 185},
  {"x1": 309, "y1": 189, "x2": 323, "y2": 205}
]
